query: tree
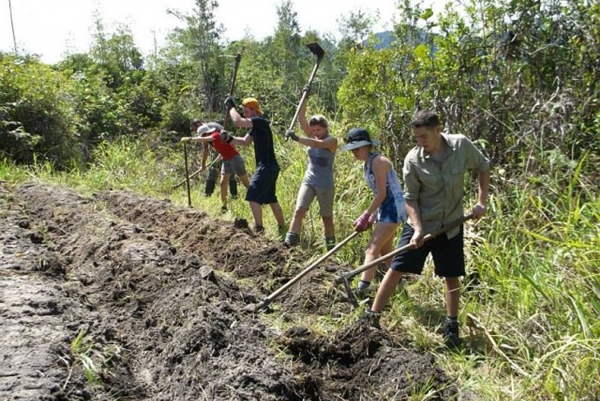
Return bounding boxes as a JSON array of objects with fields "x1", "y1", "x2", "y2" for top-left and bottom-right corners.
[{"x1": 167, "y1": 0, "x2": 225, "y2": 115}]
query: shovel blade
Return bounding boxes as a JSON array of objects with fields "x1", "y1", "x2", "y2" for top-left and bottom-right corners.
[{"x1": 306, "y1": 42, "x2": 325, "y2": 59}]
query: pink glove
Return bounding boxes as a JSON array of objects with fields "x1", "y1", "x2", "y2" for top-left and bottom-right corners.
[{"x1": 354, "y1": 211, "x2": 373, "y2": 232}]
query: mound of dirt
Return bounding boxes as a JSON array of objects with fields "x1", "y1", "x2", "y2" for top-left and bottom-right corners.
[{"x1": 0, "y1": 182, "x2": 458, "y2": 400}]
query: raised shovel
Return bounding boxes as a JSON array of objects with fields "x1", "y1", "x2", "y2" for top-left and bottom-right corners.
[{"x1": 284, "y1": 42, "x2": 325, "y2": 140}]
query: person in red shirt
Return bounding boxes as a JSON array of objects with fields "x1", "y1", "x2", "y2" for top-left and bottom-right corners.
[{"x1": 182, "y1": 121, "x2": 250, "y2": 212}]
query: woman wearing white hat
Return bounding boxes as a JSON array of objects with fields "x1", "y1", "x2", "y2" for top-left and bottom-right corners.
[{"x1": 342, "y1": 128, "x2": 407, "y2": 298}]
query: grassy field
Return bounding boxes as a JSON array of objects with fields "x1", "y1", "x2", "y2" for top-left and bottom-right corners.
[{"x1": 1, "y1": 136, "x2": 598, "y2": 401}]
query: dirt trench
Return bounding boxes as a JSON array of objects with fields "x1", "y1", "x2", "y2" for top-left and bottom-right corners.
[{"x1": 0, "y1": 181, "x2": 459, "y2": 400}]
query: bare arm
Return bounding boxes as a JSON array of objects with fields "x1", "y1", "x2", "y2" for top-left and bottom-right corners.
[
  {"x1": 298, "y1": 97, "x2": 310, "y2": 136},
  {"x1": 189, "y1": 136, "x2": 214, "y2": 144},
  {"x1": 405, "y1": 199, "x2": 425, "y2": 246},
  {"x1": 229, "y1": 108, "x2": 253, "y2": 129},
  {"x1": 230, "y1": 134, "x2": 253, "y2": 147},
  {"x1": 473, "y1": 169, "x2": 490, "y2": 218},
  {"x1": 200, "y1": 145, "x2": 209, "y2": 170},
  {"x1": 297, "y1": 136, "x2": 337, "y2": 152}
]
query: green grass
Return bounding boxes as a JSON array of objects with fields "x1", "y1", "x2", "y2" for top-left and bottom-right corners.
[{"x1": 1, "y1": 137, "x2": 598, "y2": 400}]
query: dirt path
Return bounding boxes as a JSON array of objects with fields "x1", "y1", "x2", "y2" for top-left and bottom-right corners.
[{"x1": 0, "y1": 182, "x2": 459, "y2": 400}]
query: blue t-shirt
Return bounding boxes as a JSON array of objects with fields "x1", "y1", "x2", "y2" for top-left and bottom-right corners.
[{"x1": 249, "y1": 116, "x2": 278, "y2": 168}]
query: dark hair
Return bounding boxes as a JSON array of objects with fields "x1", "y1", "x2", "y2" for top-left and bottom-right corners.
[
  {"x1": 411, "y1": 110, "x2": 440, "y2": 128},
  {"x1": 190, "y1": 118, "x2": 203, "y2": 128}
]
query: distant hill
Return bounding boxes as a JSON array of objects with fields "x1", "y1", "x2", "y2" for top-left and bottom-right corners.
[{"x1": 368, "y1": 29, "x2": 436, "y2": 52}]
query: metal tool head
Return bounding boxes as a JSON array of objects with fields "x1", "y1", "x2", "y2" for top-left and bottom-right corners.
[
  {"x1": 306, "y1": 42, "x2": 325, "y2": 60},
  {"x1": 341, "y1": 277, "x2": 359, "y2": 307}
]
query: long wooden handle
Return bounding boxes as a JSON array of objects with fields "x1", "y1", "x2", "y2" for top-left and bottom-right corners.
[
  {"x1": 335, "y1": 214, "x2": 474, "y2": 284},
  {"x1": 285, "y1": 54, "x2": 324, "y2": 139},
  {"x1": 255, "y1": 231, "x2": 360, "y2": 311}
]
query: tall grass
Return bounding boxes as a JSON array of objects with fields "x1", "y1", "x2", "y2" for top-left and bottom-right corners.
[{"x1": 1, "y1": 136, "x2": 598, "y2": 400}]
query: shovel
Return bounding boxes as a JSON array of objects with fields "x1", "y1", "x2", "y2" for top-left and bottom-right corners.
[
  {"x1": 284, "y1": 42, "x2": 325, "y2": 140},
  {"x1": 246, "y1": 230, "x2": 360, "y2": 313},
  {"x1": 335, "y1": 214, "x2": 474, "y2": 307},
  {"x1": 183, "y1": 142, "x2": 192, "y2": 207}
]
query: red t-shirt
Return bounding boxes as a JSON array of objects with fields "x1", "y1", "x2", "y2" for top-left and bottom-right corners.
[{"x1": 209, "y1": 131, "x2": 239, "y2": 160}]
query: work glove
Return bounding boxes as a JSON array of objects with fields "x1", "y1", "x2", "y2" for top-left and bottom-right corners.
[
  {"x1": 354, "y1": 211, "x2": 374, "y2": 232},
  {"x1": 224, "y1": 95, "x2": 236, "y2": 111},
  {"x1": 220, "y1": 130, "x2": 233, "y2": 143},
  {"x1": 180, "y1": 137, "x2": 191, "y2": 143},
  {"x1": 302, "y1": 84, "x2": 311, "y2": 94},
  {"x1": 285, "y1": 130, "x2": 299, "y2": 142}
]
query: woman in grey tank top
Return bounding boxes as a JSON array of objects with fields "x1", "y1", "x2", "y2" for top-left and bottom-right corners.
[{"x1": 284, "y1": 87, "x2": 338, "y2": 250}]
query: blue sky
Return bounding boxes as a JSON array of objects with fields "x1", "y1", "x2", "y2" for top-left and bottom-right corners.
[{"x1": 1, "y1": 0, "x2": 447, "y2": 64}]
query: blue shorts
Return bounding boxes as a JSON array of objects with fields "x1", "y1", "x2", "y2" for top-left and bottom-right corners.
[
  {"x1": 390, "y1": 224, "x2": 465, "y2": 278},
  {"x1": 246, "y1": 164, "x2": 280, "y2": 205}
]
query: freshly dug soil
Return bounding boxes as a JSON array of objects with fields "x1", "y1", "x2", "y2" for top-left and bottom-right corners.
[{"x1": 0, "y1": 181, "x2": 458, "y2": 400}]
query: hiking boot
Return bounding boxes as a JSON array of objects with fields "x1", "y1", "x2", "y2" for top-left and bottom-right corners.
[
  {"x1": 443, "y1": 318, "x2": 461, "y2": 348},
  {"x1": 284, "y1": 232, "x2": 300, "y2": 247},
  {"x1": 358, "y1": 309, "x2": 381, "y2": 329}
]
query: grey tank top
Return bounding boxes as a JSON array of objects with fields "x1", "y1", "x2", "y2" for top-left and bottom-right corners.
[{"x1": 303, "y1": 137, "x2": 335, "y2": 189}]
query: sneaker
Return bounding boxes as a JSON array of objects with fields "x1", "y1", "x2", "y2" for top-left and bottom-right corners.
[
  {"x1": 220, "y1": 205, "x2": 228, "y2": 213},
  {"x1": 284, "y1": 232, "x2": 300, "y2": 247},
  {"x1": 358, "y1": 309, "x2": 381, "y2": 329},
  {"x1": 354, "y1": 280, "x2": 371, "y2": 300},
  {"x1": 254, "y1": 225, "x2": 265, "y2": 233},
  {"x1": 443, "y1": 319, "x2": 461, "y2": 348}
]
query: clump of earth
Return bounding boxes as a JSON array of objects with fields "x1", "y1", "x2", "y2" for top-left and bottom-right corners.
[{"x1": 0, "y1": 182, "x2": 459, "y2": 400}]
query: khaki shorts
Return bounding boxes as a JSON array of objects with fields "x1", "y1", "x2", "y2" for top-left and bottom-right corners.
[
  {"x1": 295, "y1": 182, "x2": 334, "y2": 217},
  {"x1": 222, "y1": 154, "x2": 247, "y2": 177}
]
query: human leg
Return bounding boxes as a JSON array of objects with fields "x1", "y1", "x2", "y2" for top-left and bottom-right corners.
[
  {"x1": 286, "y1": 183, "x2": 315, "y2": 246},
  {"x1": 229, "y1": 175, "x2": 238, "y2": 199},
  {"x1": 289, "y1": 207, "x2": 307, "y2": 235},
  {"x1": 229, "y1": 155, "x2": 247, "y2": 193},
  {"x1": 249, "y1": 201, "x2": 263, "y2": 230},
  {"x1": 219, "y1": 173, "x2": 230, "y2": 211},
  {"x1": 367, "y1": 224, "x2": 429, "y2": 312},
  {"x1": 370, "y1": 269, "x2": 404, "y2": 312},
  {"x1": 245, "y1": 169, "x2": 264, "y2": 230},
  {"x1": 315, "y1": 186, "x2": 335, "y2": 248},
  {"x1": 285, "y1": 207, "x2": 306, "y2": 246},
  {"x1": 357, "y1": 222, "x2": 398, "y2": 295},
  {"x1": 269, "y1": 202, "x2": 285, "y2": 227},
  {"x1": 431, "y1": 227, "x2": 465, "y2": 347},
  {"x1": 445, "y1": 277, "x2": 460, "y2": 317},
  {"x1": 239, "y1": 174, "x2": 250, "y2": 188}
]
